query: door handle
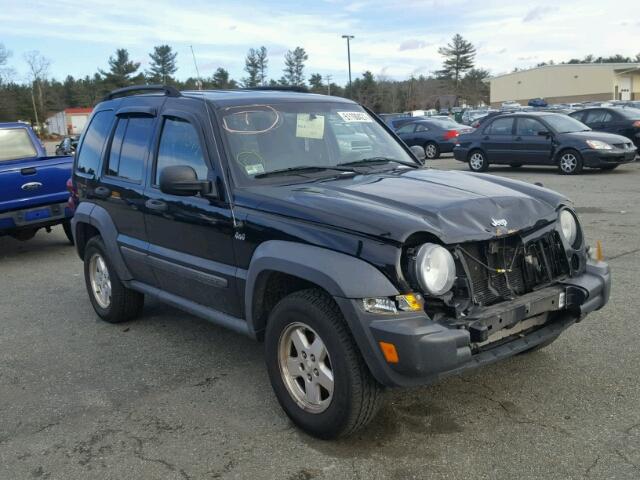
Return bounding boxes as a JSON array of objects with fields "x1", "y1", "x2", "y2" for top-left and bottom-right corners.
[
  {"x1": 145, "y1": 199, "x2": 168, "y2": 212},
  {"x1": 94, "y1": 186, "x2": 111, "y2": 199},
  {"x1": 483, "y1": 136, "x2": 490, "y2": 140}
]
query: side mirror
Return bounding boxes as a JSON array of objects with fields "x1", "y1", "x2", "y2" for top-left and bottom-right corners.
[
  {"x1": 538, "y1": 130, "x2": 551, "y2": 137},
  {"x1": 410, "y1": 145, "x2": 427, "y2": 163},
  {"x1": 159, "y1": 165, "x2": 216, "y2": 197}
]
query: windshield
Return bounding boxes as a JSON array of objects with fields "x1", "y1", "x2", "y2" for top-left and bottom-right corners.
[
  {"x1": 0, "y1": 128, "x2": 38, "y2": 162},
  {"x1": 543, "y1": 115, "x2": 589, "y2": 133},
  {"x1": 218, "y1": 102, "x2": 417, "y2": 185}
]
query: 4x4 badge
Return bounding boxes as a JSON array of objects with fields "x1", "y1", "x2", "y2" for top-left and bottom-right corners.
[
  {"x1": 234, "y1": 231, "x2": 246, "y2": 241},
  {"x1": 491, "y1": 218, "x2": 508, "y2": 227}
]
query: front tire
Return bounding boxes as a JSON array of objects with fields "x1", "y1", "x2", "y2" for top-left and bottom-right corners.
[
  {"x1": 265, "y1": 289, "x2": 384, "y2": 439},
  {"x1": 468, "y1": 150, "x2": 489, "y2": 172},
  {"x1": 83, "y1": 236, "x2": 144, "y2": 323},
  {"x1": 558, "y1": 149, "x2": 583, "y2": 175},
  {"x1": 424, "y1": 142, "x2": 440, "y2": 160}
]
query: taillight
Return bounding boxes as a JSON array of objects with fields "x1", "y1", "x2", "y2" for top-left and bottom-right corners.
[
  {"x1": 632, "y1": 120, "x2": 640, "y2": 128},
  {"x1": 66, "y1": 178, "x2": 76, "y2": 194},
  {"x1": 444, "y1": 130, "x2": 459, "y2": 140}
]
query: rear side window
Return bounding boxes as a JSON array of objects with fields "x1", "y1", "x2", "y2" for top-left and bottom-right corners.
[
  {"x1": 0, "y1": 128, "x2": 37, "y2": 162},
  {"x1": 584, "y1": 110, "x2": 612, "y2": 124},
  {"x1": 76, "y1": 111, "x2": 114, "y2": 175},
  {"x1": 155, "y1": 117, "x2": 208, "y2": 184},
  {"x1": 396, "y1": 124, "x2": 415, "y2": 134},
  {"x1": 486, "y1": 117, "x2": 514, "y2": 135},
  {"x1": 106, "y1": 116, "x2": 154, "y2": 182}
]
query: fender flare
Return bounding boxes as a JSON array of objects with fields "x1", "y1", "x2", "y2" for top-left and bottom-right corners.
[
  {"x1": 71, "y1": 202, "x2": 133, "y2": 281},
  {"x1": 244, "y1": 240, "x2": 399, "y2": 333}
]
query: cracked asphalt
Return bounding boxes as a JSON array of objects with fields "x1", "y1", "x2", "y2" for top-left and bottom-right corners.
[{"x1": 1, "y1": 157, "x2": 639, "y2": 479}]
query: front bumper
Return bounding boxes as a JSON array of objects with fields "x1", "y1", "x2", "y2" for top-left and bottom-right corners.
[
  {"x1": 0, "y1": 201, "x2": 72, "y2": 233},
  {"x1": 338, "y1": 259, "x2": 610, "y2": 387},
  {"x1": 581, "y1": 147, "x2": 637, "y2": 167}
]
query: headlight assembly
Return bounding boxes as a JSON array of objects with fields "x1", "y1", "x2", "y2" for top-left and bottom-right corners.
[
  {"x1": 413, "y1": 243, "x2": 456, "y2": 295},
  {"x1": 559, "y1": 209, "x2": 578, "y2": 247},
  {"x1": 586, "y1": 140, "x2": 612, "y2": 150}
]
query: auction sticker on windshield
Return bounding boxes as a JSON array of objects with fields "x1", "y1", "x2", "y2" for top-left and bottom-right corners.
[
  {"x1": 296, "y1": 114, "x2": 325, "y2": 139},
  {"x1": 337, "y1": 111, "x2": 372, "y2": 123}
]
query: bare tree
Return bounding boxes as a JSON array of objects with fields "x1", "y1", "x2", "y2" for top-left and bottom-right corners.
[
  {"x1": 24, "y1": 50, "x2": 51, "y2": 125},
  {"x1": 0, "y1": 43, "x2": 15, "y2": 83}
]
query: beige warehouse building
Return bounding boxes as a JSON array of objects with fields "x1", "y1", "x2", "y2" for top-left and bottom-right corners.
[{"x1": 490, "y1": 63, "x2": 640, "y2": 107}]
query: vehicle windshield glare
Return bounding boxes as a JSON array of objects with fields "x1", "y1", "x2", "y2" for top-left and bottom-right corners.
[
  {"x1": 219, "y1": 102, "x2": 417, "y2": 184},
  {"x1": 0, "y1": 128, "x2": 38, "y2": 162},
  {"x1": 543, "y1": 115, "x2": 590, "y2": 133}
]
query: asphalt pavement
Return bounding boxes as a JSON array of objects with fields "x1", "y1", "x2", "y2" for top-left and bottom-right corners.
[{"x1": 1, "y1": 157, "x2": 639, "y2": 479}]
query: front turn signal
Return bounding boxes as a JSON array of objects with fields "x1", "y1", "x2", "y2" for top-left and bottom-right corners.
[{"x1": 379, "y1": 341, "x2": 399, "y2": 364}]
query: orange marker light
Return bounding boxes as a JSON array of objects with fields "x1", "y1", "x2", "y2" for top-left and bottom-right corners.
[
  {"x1": 595, "y1": 240, "x2": 604, "y2": 262},
  {"x1": 379, "y1": 341, "x2": 399, "y2": 364}
]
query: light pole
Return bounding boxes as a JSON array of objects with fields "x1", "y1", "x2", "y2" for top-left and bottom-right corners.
[{"x1": 341, "y1": 35, "x2": 354, "y2": 95}]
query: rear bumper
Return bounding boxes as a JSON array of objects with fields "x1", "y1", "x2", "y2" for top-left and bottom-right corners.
[
  {"x1": 581, "y1": 148, "x2": 637, "y2": 167},
  {"x1": 0, "y1": 201, "x2": 72, "y2": 233},
  {"x1": 338, "y1": 259, "x2": 610, "y2": 387}
]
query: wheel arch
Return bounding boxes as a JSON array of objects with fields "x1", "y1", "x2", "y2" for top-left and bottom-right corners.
[
  {"x1": 245, "y1": 241, "x2": 399, "y2": 339},
  {"x1": 71, "y1": 202, "x2": 133, "y2": 281}
]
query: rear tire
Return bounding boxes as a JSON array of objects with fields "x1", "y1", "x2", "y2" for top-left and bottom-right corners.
[
  {"x1": 557, "y1": 149, "x2": 583, "y2": 175},
  {"x1": 264, "y1": 289, "x2": 384, "y2": 439},
  {"x1": 424, "y1": 142, "x2": 440, "y2": 160},
  {"x1": 468, "y1": 150, "x2": 489, "y2": 172},
  {"x1": 83, "y1": 236, "x2": 144, "y2": 323},
  {"x1": 62, "y1": 220, "x2": 74, "y2": 245}
]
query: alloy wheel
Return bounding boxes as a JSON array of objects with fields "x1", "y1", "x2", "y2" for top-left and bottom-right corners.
[
  {"x1": 278, "y1": 322, "x2": 334, "y2": 413},
  {"x1": 560, "y1": 153, "x2": 578, "y2": 173},
  {"x1": 89, "y1": 253, "x2": 111, "y2": 309},
  {"x1": 425, "y1": 144, "x2": 437, "y2": 159},
  {"x1": 469, "y1": 152, "x2": 485, "y2": 170}
]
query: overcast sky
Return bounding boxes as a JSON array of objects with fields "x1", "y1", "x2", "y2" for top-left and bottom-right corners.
[{"x1": 1, "y1": 0, "x2": 638, "y2": 85}]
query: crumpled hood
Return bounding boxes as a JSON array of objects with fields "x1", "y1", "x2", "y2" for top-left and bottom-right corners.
[{"x1": 238, "y1": 168, "x2": 569, "y2": 244}]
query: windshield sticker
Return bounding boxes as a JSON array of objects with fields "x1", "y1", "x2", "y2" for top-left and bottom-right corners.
[
  {"x1": 337, "y1": 111, "x2": 372, "y2": 123},
  {"x1": 296, "y1": 114, "x2": 325, "y2": 139},
  {"x1": 244, "y1": 163, "x2": 265, "y2": 175}
]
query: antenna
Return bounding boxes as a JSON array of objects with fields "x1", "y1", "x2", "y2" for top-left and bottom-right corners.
[{"x1": 190, "y1": 45, "x2": 203, "y2": 90}]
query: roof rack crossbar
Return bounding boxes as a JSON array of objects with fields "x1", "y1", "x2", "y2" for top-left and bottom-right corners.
[{"x1": 103, "y1": 84, "x2": 181, "y2": 101}]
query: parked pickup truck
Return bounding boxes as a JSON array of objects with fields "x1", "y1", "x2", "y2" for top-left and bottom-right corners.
[{"x1": 0, "y1": 122, "x2": 74, "y2": 242}]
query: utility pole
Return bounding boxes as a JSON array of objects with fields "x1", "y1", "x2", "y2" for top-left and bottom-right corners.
[
  {"x1": 341, "y1": 35, "x2": 354, "y2": 96},
  {"x1": 325, "y1": 74, "x2": 332, "y2": 96}
]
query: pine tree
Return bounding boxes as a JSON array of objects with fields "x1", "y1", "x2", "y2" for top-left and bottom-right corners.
[
  {"x1": 308, "y1": 73, "x2": 324, "y2": 93},
  {"x1": 437, "y1": 34, "x2": 476, "y2": 91},
  {"x1": 212, "y1": 68, "x2": 237, "y2": 89},
  {"x1": 282, "y1": 47, "x2": 308, "y2": 86},
  {"x1": 146, "y1": 45, "x2": 177, "y2": 84},
  {"x1": 256, "y1": 46, "x2": 268, "y2": 86},
  {"x1": 243, "y1": 48, "x2": 260, "y2": 87},
  {"x1": 100, "y1": 49, "x2": 141, "y2": 88}
]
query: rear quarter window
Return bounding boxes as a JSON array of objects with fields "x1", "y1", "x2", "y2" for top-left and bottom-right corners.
[
  {"x1": 0, "y1": 128, "x2": 38, "y2": 162},
  {"x1": 106, "y1": 116, "x2": 154, "y2": 182},
  {"x1": 76, "y1": 110, "x2": 114, "y2": 176}
]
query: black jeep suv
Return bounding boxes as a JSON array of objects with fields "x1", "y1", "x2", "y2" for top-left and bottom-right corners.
[{"x1": 72, "y1": 85, "x2": 611, "y2": 439}]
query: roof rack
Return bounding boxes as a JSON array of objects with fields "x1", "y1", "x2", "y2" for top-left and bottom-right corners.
[
  {"x1": 103, "y1": 84, "x2": 181, "y2": 101},
  {"x1": 243, "y1": 86, "x2": 310, "y2": 93}
]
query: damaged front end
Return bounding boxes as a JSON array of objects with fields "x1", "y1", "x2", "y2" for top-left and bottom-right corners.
[{"x1": 358, "y1": 208, "x2": 611, "y2": 387}]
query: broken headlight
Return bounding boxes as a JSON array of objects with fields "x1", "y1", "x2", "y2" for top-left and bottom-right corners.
[{"x1": 413, "y1": 243, "x2": 456, "y2": 296}]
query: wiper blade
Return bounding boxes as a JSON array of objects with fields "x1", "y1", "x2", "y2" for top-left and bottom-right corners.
[
  {"x1": 254, "y1": 165, "x2": 356, "y2": 179},
  {"x1": 339, "y1": 157, "x2": 417, "y2": 168}
]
